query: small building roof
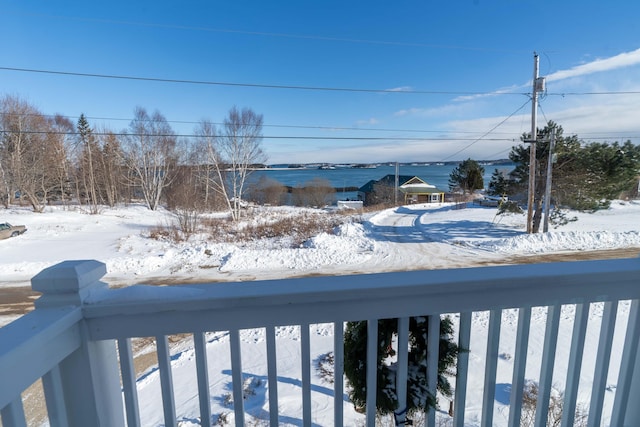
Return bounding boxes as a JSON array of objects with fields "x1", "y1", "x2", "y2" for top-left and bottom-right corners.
[
  {"x1": 358, "y1": 175, "x2": 417, "y2": 193},
  {"x1": 399, "y1": 176, "x2": 445, "y2": 194}
]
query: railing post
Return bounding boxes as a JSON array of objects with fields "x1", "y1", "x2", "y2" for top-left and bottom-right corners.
[
  {"x1": 622, "y1": 300, "x2": 640, "y2": 426},
  {"x1": 31, "y1": 260, "x2": 125, "y2": 427}
]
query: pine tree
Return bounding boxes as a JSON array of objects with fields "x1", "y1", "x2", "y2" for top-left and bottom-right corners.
[
  {"x1": 487, "y1": 168, "x2": 509, "y2": 197},
  {"x1": 77, "y1": 114, "x2": 100, "y2": 213},
  {"x1": 448, "y1": 158, "x2": 485, "y2": 194},
  {"x1": 343, "y1": 316, "x2": 460, "y2": 417}
]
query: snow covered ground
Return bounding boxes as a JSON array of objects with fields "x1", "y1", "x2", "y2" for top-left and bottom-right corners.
[
  {"x1": 1, "y1": 200, "x2": 639, "y2": 286},
  {"x1": 1, "y1": 200, "x2": 639, "y2": 426}
]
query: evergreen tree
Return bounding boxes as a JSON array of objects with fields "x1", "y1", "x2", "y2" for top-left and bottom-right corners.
[
  {"x1": 487, "y1": 168, "x2": 509, "y2": 196},
  {"x1": 343, "y1": 317, "x2": 460, "y2": 417},
  {"x1": 448, "y1": 158, "x2": 484, "y2": 194},
  {"x1": 77, "y1": 113, "x2": 100, "y2": 213},
  {"x1": 508, "y1": 121, "x2": 640, "y2": 232}
]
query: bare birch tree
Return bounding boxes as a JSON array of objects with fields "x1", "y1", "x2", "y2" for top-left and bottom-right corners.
[
  {"x1": 95, "y1": 129, "x2": 124, "y2": 207},
  {"x1": 0, "y1": 96, "x2": 64, "y2": 211},
  {"x1": 196, "y1": 106, "x2": 266, "y2": 220},
  {"x1": 123, "y1": 107, "x2": 177, "y2": 210}
]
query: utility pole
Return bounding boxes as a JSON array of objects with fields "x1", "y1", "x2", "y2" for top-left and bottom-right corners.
[
  {"x1": 542, "y1": 127, "x2": 556, "y2": 232},
  {"x1": 526, "y1": 53, "x2": 542, "y2": 233},
  {"x1": 394, "y1": 161, "x2": 399, "y2": 205}
]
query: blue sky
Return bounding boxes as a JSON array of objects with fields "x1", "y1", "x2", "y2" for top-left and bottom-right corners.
[{"x1": 1, "y1": 1, "x2": 639, "y2": 164}]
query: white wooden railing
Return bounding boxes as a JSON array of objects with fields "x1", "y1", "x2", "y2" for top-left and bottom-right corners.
[{"x1": 1, "y1": 258, "x2": 639, "y2": 427}]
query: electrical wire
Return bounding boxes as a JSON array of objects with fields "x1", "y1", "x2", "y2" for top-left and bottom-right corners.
[
  {"x1": 5, "y1": 12, "x2": 533, "y2": 54},
  {"x1": 0, "y1": 111, "x2": 521, "y2": 136},
  {"x1": 0, "y1": 129, "x2": 516, "y2": 141},
  {"x1": 0, "y1": 66, "x2": 529, "y2": 96},
  {"x1": 3, "y1": 66, "x2": 638, "y2": 97},
  {"x1": 439, "y1": 98, "x2": 531, "y2": 161}
]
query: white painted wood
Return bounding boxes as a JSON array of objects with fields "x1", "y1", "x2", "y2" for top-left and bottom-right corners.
[
  {"x1": 0, "y1": 308, "x2": 81, "y2": 409},
  {"x1": 118, "y1": 338, "x2": 140, "y2": 427},
  {"x1": 425, "y1": 315, "x2": 440, "y2": 427},
  {"x1": 2, "y1": 258, "x2": 640, "y2": 427},
  {"x1": 366, "y1": 319, "x2": 378, "y2": 427},
  {"x1": 301, "y1": 323, "x2": 312, "y2": 427},
  {"x1": 85, "y1": 258, "x2": 640, "y2": 340},
  {"x1": 229, "y1": 329, "x2": 245, "y2": 427},
  {"x1": 395, "y1": 317, "x2": 409, "y2": 426},
  {"x1": 0, "y1": 397, "x2": 26, "y2": 427},
  {"x1": 333, "y1": 321, "x2": 344, "y2": 427},
  {"x1": 193, "y1": 332, "x2": 211, "y2": 427},
  {"x1": 534, "y1": 304, "x2": 561, "y2": 427},
  {"x1": 453, "y1": 312, "x2": 472, "y2": 427},
  {"x1": 508, "y1": 306, "x2": 531, "y2": 427},
  {"x1": 58, "y1": 337, "x2": 125, "y2": 427},
  {"x1": 623, "y1": 309, "x2": 640, "y2": 427},
  {"x1": 481, "y1": 310, "x2": 501, "y2": 427},
  {"x1": 156, "y1": 335, "x2": 177, "y2": 427},
  {"x1": 31, "y1": 260, "x2": 107, "y2": 308},
  {"x1": 587, "y1": 301, "x2": 618, "y2": 427},
  {"x1": 42, "y1": 365, "x2": 69, "y2": 427},
  {"x1": 611, "y1": 299, "x2": 640, "y2": 426},
  {"x1": 561, "y1": 303, "x2": 590, "y2": 427},
  {"x1": 265, "y1": 326, "x2": 279, "y2": 426}
]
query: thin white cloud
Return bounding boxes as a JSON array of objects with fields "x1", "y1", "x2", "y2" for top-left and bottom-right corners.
[
  {"x1": 546, "y1": 47, "x2": 640, "y2": 82},
  {"x1": 394, "y1": 103, "x2": 470, "y2": 118},
  {"x1": 453, "y1": 84, "x2": 525, "y2": 102},
  {"x1": 355, "y1": 117, "x2": 379, "y2": 126},
  {"x1": 385, "y1": 86, "x2": 413, "y2": 92},
  {"x1": 455, "y1": 48, "x2": 640, "y2": 102}
]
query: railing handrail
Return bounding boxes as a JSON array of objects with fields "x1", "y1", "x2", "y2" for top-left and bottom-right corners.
[
  {"x1": 2, "y1": 258, "x2": 640, "y2": 427},
  {"x1": 84, "y1": 257, "x2": 640, "y2": 340},
  {"x1": 0, "y1": 307, "x2": 82, "y2": 409}
]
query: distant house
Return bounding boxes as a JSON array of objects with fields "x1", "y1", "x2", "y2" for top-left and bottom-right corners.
[
  {"x1": 357, "y1": 175, "x2": 445, "y2": 205},
  {"x1": 399, "y1": 176, "x2": 445, "y2": 204}
]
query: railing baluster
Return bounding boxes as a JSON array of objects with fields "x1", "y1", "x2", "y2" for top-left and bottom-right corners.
[
  {"x1": 426, "y1": 314, "x2": 440, "y2": 427},
  {"x1": 453, "y1": 312, "x2": 472, "y2": 427},
  {"x1": 395, "y1": 317, "x2": 410, "y2": 426},
  {"x1": 266, "y1": 326, "x2": 279, "y2": 426},
  {"x1": 481, "y1": 309, "x2": 501, "y2": 427},
  {"x1": 587, "y1": 300, "x2": 618, "y2": 427},
  {"x1": 42, "y1": 365, "x2": 69, "y2": 427},
  {"x1": 0, "y1": 396, "x2": 27, "y2": 427},
  {"x1": 193, "y1": 332, "x2": 212, "y2": 427},
  {"x1": 333, "y1": 321, "x2": 345, "y2": 427},
  {"x1": 534, "y1": 304, "x2": 561, "y2": 427},
  {"x1": 366, "y1": 319, "x2": 378, "y2": 427},
  {"x1": 229, "y1": 329, "x2": 245, "y2": 427},
  {"x1": 301, "y1": 323, "x2": 312, "y2": 427},
  {"x1": 610, "y1": 299, "x2": 640, "y2": 426},
  {"x1": 117, "y1": 338, "x2": 141, "y2": 427},
  {"x1": 508, "y1": 306, "x2": 532, "y2": 427},
  {"x1": 561, "y1": 303, "x2": 590, "y2": 427},
  {"x1": 156, "y1": 335, "x2": 177, "y2": 427}
]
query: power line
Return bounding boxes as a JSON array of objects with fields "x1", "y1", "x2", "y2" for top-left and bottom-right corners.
[
  {"x1": 0, "y1": 66, "x2": 530, "y2": 96},
  {"x1": 0, "y1": 129, "x2": 517, "y2": 141},
  {"x1": 547, "y1": 91, "x2": 640, "y2": 96},
  {"x1": 4, "y1": 66, "x2": 639, "y2": 97},
  {"x1": 0, "y1": 111, "x2": 520, "y2": 136},
  {"x1": 7, "y1": 12, "x2": 533, "y2": 54},
  {"x1": 439, "y1": 98, "x2": 532, "y2": 161}
]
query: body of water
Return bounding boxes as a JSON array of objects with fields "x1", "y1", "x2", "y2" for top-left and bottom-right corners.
[{"x1": 252, "y1": 163, "x2": 514, "y2": 199}]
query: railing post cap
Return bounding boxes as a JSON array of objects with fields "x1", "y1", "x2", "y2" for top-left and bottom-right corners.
[{"x1": 32, "y1": 260, "x2": 107, "y2": 307}]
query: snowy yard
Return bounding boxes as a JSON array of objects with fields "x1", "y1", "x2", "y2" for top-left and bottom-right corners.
[{"x1": 1, "y1": 200, "x2": 639, "y2": 426}]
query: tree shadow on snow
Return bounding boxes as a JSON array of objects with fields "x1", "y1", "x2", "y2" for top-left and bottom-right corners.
[
  {"x1": 424, "y1": 220, "x2": 523, "y2": 241},
  {"x1": 495, "y1": 383, "x2": 511, "y2": 405},
  {"x1": 216, "y1": 369, "x2": 346, "y2": 426}
]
